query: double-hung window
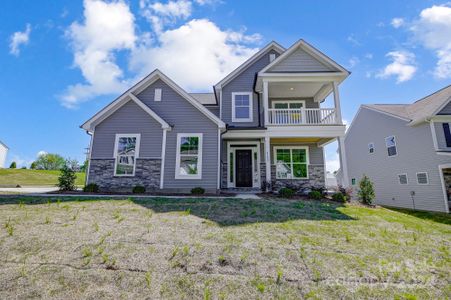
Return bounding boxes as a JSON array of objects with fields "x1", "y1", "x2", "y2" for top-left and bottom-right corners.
[
  {"x1": 274, "y1": 147, "x2": 309, "y2": 179},
  {"x1": 175, "y1": 133, "x2": 203, "y2": 179},
  {"x1": 232, "y1": 92, "x2": 253, "y2": 122},
  {"x1": 385, "y1": 136, "x2": 397, "y2": 157},
  {"x1": 443, "y1": 123, "x2": 451, "y2": 147},
  {"x1": 114, "y1": 134, "x2": 140, "y2": 176}
]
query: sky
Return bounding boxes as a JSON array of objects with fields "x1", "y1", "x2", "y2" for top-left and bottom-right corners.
[{"x1": 0, "y1": 0, "x2": 450, "y2": 171}]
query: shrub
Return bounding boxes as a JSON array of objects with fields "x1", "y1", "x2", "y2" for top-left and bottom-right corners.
[
  {"x1": 191, "y1": 187, "x2": 205, "y2": 195},
  {"x1": 83, "y1": 183, "x2": 99, "y2": 193},
  {"x1": 358, "y1": 175, "x2": 375, "y2": 205},
  {"x1": 58, "y1": 163, "x2": 76, "y2": 191},
  {"x1": 332, "y1": 192, "x2": 347, "y2": 202},
  {"x1": 338, "y1": 185, "x2": 353, "y2": 199},
  {"x1": 9, "y1": 162, "x2": 16, "y2": 169},
  {"x1": 279, "y1": 187, "x2": 295, "y2": 198},
  {"x1": 308, "y1": 190, "x2": 322, "y2": 200},
  {"x1": 311, "y1": 186, "x2": 326, "y2": 194},
  {"x1": 132, "y1": 185, "x2": 146, "y2": 194}
]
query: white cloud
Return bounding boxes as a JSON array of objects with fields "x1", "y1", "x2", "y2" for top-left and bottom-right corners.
[
  {"x1": 130, "y1": 19, "x2": 260, "y2": 91},
  {"x1": 60, "y1": 0, "x2": 136, "y2": 108},
  {"x1": 37, "y1": 151, "x2": 48, "y2": 157},
  {"x1": 410, "y1": 4, "x2": 451, "y2": 79},
  {"x1": 376, "y1": 50, "x2": 417, "y2": 83},
  {"x1": 347, "y1": 56, "x2": 360, "y2": 68},
  {"x1": 140, "y1": 0, "x2": 192, "y2": 32},
  {"x1": 391, "y1": 17, "x2": 405, "y2": 28},
  {"x1": 347, "y1": 34, "x2": 361, "y2": 46},
  {"x1": 364, "y1": 53, "x2": 373, "y2": 59},
  {"x1": 9, "y1": 24, "x2": 31, "y2": 56}
]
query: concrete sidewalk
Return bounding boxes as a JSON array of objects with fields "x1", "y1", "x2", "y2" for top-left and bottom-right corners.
[{"x1": 0, "y1": 186, "x2": 59, "y2": 194}]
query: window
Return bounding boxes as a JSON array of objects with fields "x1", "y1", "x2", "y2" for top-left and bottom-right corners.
[
  {"x1": 368, "y1": 142, "x2": 375, "y2": 154},
  {"x1": 385, "y1": 136, "x2": 397, "y2": 156},
  {"x1": 175, "y1": 133, "x2": 202, "y2": 179},
  {"x1": 416, "y1": 172, "x2": 429, "y2": 185},
  {"x1": 114, "y1": 134, "x2": 140, "y2": 176},
  {"x1": 443, "y1": 123, "x2": 451, "y2": 147},
  {"x1": 274, "y1": 147, "x2": 309, "y2": 179},
  {"x1": 154, "y1": 88, "x2": 162, "y2": 101},
  {"x1": 232, "y1": 92, "x2": 253, "y2": 122},
  {"x1": 398, "y1": 174, "x2": 408, "y2": 185},
  {"x1": 351, "y1": 178, "x2": 356, "y2": 185}
]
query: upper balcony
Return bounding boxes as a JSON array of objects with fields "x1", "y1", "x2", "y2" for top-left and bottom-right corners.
[{"x1": 267, "y1": 107, "x2": 338, "y2": 125}]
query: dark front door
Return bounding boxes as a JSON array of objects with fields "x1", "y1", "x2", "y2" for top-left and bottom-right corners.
[{"x1": 235, "y1": 150, "x2": 252, "y2": 187}]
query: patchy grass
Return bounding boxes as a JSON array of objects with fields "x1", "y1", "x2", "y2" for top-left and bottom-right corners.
[
  {"x1": 0, "y1": 169, "x2": 85, "y2": 187},
  {"x1": 0, "y1": 196, "x2": 449, "y2": 299}
]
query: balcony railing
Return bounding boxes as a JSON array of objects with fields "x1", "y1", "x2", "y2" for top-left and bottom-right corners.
[{"x1": 267, "y1": 108, "x2": 338, "y2": 125}]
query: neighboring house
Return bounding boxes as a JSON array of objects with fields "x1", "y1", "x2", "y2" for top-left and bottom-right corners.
[
  {"x1": 0, "y1": 141, "x2": 8, "y2": 168},
  {"x1": 342, "y1": 85, "x2": 451, "y2": 213},
  {"x1": 81, "y1": 39, "x2": 349, "y2": 193}
]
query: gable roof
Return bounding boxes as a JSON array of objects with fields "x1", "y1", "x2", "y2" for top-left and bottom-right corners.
[
  {"x1": 362, "y1": 85, "x2": 451, "y2": 125},
  {"x1": 0, "y1": 140, "x2": 8, "y2": 149},
  {"x1": 259, "y1": 39, "x2": 349, "y2": 75},
  {"x1": 190, "y1": 93, "x2": 216, "y2": 105},
  {"x1": 81, "y1": 69, "x2": 225, "y2": 132},
  {"x1": 214, "y1": 41, "x2": 285, "y2": 90}
]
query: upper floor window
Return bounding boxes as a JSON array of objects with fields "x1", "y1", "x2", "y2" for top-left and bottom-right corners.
[
  {"x1": 368, "y1": 142, "x2": 375, "y2": 154},
  {"x1": 385, "y1": 136, "x2": 397, "y2": 157},
  {"x1": 416, "y1": 172, "x2": 429, "y2": 185},
  {"x1": 114, "y1": 134, "x2": 140, "y2": 176},
  {"x1": 232, "y1": 92, "x2": 253, "y2": 122},
  {"x1": 175, "y1": 133, "x2": 203, "y2": 179},
  {"x1": 443, "y1": 123, "x2": 451, "y2": 147},
  {"x1": 274, "y1": 147, "x2": 309, "y2": 179}
]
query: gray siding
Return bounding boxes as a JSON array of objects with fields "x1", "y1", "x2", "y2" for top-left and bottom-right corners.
[
  {"x1": 205, "y1": 106, "x2": 220, "y2": 117},
  {"x1": 91, "y1": 100, "x2": 163, "y2": 158},
  {"x1": 137, "y1": 79, "x2": 219, "y2": 190},
  {"x1": 268, "y1": 48, "x2": 333, "y2": 73},
  {"x1": 345, "y1": 108, "x2": 450, "y2": 212},
  {"x1": 222, "y1": 49, "x2": 280, "y2": 127},
  {"x1": 434, "y1": 122, "x2": 451, "y2": 150},
  {"x1": 438, "y1": 100, "x2": 451, "y2": 115}
]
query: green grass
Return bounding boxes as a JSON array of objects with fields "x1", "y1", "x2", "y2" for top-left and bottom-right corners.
[
  {"x1": 0, "y1": 169, "x2": 85, "y2": 186},
  {"x1": 0, "y1": 196, "x2": 449, "y2": 299}
]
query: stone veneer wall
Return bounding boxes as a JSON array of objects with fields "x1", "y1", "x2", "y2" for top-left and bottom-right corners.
[
  {"x1": 88, "y1": 158, "x2": 161, "y2": 192},
  {"x1": 271, "y1": 164, "x2": 325, "y2": 191}
]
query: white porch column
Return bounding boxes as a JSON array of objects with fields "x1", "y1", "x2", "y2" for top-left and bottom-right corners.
[
  {"x1": 332, "y1": 81, "x2": 343, "y2": 125},
  {"x1": 264, "y1": 136, "x2": 271, "y2": 190},
  {"x1": 263, "y1": 80, "x2": 269, "y2": 126},
  {"x1": 337, "y1": 136, "x2": 349, "y2": 187}
]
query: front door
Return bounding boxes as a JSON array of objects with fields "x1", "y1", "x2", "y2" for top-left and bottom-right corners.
[{"x1": 235, "y1": 150, "x2": 253, "y2": 187}]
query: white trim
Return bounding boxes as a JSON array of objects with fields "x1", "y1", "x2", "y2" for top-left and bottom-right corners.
[
  {"x1": 438, "y1": 163, "x2": 451, "y2": 213},
  {"x1": 222, "y1": 125, "x2": 346, "y2": 139},
  {"x1": 269, "y1": 53, "x2": 276, "y2": 62},
  {"x1": 217, "y1": 128, "x2": 221, "y2": 189},
  {"x1": 232, "y1": 92, "x2": 253, "y2": 122},
  {"x1": 416, "y1": 172, "x2": 429, "y2": 185},
  {"x1": 226, "y1": 141, "x2": 261, "y2": 188},
  {"x1": 430, "y1": 121, "x2": 439, "y2": 151},
  {"x1": 338, "y1": 136, "x2": 349, "y2": 187},
  {"x1": 160, "y1": 129, "x2": 168, "y2": 189},
  {"x1": 362, "y1": 105, "x2": 411, "y2": 122},
  {"x1": 397, "y1": 173, "x2": 408, "y2": 185},
  {"x1": 113, "y1": 134, "x2": 141, "y2": 177},
  {"x1": 175, "y1": 133, "x2": 203, "y2": 180},
  {"x1": 385, "y1": 135, "x2": 398, "y2": 157},
  {"x1": 271, "y1": 99, "x2": 306, "y2": 108},
  {"x1": 215, "y1": 41, "x2": 285, "y2": 89},
  {"x1": 264, "y1": 137, "x2": 271, "y2": 187},
  {"x1": 273, "y1": 146, "x2": 310, "y2": 180},
  {"x1": 128, "y1": 93, "x2": 171, "y2": 129},
  {"x1": 259, "y1": 39, "x2": 349, "y2": 75},
  {"x1": 430, "y1": 115, "x2": 451, "y2": 122},
  {"x1": 219, "y1": 89, "x2": 223, "y2": 120},
  {"x1": 431, "y1": 95, "x2": 451, "y2": 116},
  {"x1": 85, "y1": 130, "x2": 95, "y2": 185},
  {"x1": 154, "y1": 88, "x2": 162, "y2": 102}
]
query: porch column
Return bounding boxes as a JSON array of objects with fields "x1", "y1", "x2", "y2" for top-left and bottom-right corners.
[
  {"x1": 264, "y1": 136, "x2": 271, "y2": 190},
  {"x1": 332, "y1": 81, "x2": 343, "y2": 125},
  {"x1": 263, "y1": 80, "x2": 269, "y2": 126},
  {"x1": 337, "y1": 136, "x2": 349, "y2": 187}
]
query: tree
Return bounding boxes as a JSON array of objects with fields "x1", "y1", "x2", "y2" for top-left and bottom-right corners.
[
  {"x1": 33, "y1": 153, "x2": 65, "y2": 170},
  {"x1": 58, "y1": 161, "x2": 77, "y2": 191},
  {"x1": 80, "y1": 160, "x2": 89, "y2": 173},
  {"x1": 358, "y1": 175, "x2": 375, "y2": 205},
  {"x1": 30, "y1": 162, "x2": 37, "y2": 169},
  {"x1": 9, "y1": 162, "x2": 16, "y2": 169}
]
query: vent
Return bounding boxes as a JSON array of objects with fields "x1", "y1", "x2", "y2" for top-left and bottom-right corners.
[
  {"x1": 154, "y1": 88, "x2": 162, "y2": 102},
  {"x1": 416, "y1": 172, "x2": 428, "y2": 185},
  {"x1": 269, "y1": 53, "x2": 276, "y2": 62}
]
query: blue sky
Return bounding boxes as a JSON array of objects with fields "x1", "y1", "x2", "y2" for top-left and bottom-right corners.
[{"x1": 1, "y1": 0, "x2": 450, "y2": 171}]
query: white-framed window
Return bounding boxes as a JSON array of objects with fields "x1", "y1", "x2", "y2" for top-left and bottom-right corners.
[
  {"x1": 385, "y1": 135, "x2": 397, "y2": 157},
  {"x1": 114, "y1": 134, "x2": 140, "y2": 176},
  {"x1": 416, "y1": 172, "x2": 429, "y2": 185},
  {"x1": 175, "y1": 133, "x2": 203, "y2": 179},
  {"x1": 154, "y1": 88, "x2": 162, "y2": 101},
  {"x1": 368, "y1": 142, "x2": 375, "y2": 154},
  {"x1": 232, "y1": 92, "x2": 253, "y2": 122},
  {"x1": 271, "y1": 100, "x2": 305, "y2": 109},
  {"x1": 274, "y1": 146, "x2": 309, "y2": 179},
  {"x1": 398, "y1": 173, "x2": 408, "y2": 185}
]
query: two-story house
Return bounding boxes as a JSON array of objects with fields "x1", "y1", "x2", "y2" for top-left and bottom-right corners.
[
  {"x1": 81, "y1": 39, "x2": 349, "y2": 193},
  {"x1": 0, "y1": 140, "x2": 8, "y2": 168},
  {"x1": 341, "y1": 85, "x2": 451, "y2": 213}
]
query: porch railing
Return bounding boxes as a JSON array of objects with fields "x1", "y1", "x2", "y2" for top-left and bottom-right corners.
[{"x1": 267, "y1": 108, "x2": 338, "y2": 125}]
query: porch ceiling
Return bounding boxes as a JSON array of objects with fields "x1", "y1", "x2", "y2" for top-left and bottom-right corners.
[
  {"x1": 270, "y1": 137, "x2": 323, "y2": 143},
  {"x1": 268, "y1": 82, "x2": 325, "y2": 98}
]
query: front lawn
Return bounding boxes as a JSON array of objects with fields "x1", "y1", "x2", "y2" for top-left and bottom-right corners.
[
  {"x1": 0, "y1": 169, "x2": 85, "y2": 187},
  {"x1": 0, "y1": 196, "x2": 449, "y2": 299}
]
